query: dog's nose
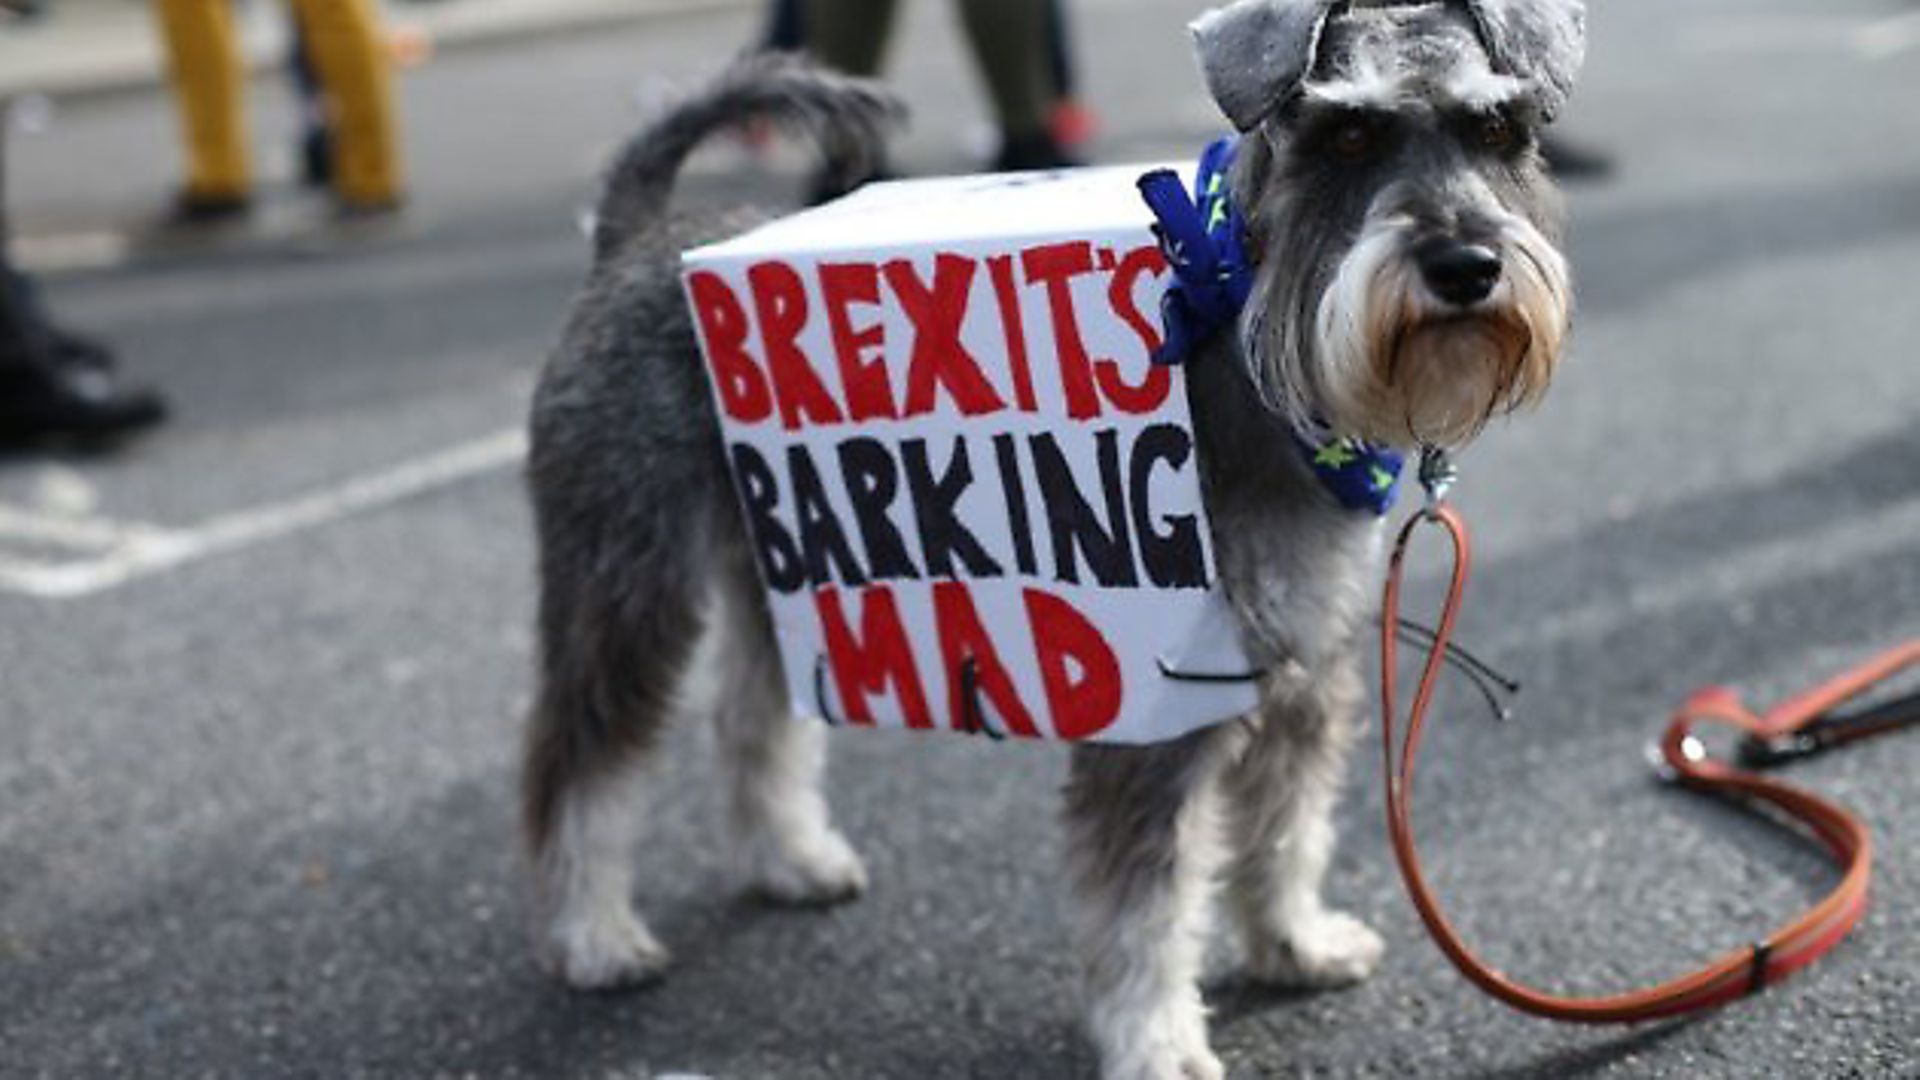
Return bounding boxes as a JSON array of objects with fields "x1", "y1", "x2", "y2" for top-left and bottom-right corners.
[{"x1": 1416, "y1": 240, "x2": 1503, "y2": 307}]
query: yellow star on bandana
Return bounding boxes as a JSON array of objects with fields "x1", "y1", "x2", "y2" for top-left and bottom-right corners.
[{"x1": 1314, "y1": 442, "x2": 1359, "y2": 469}]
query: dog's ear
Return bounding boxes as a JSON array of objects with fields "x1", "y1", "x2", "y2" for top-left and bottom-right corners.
[
  {"x1": 1190, "y1": 0, "x2": 1343, "y2": 131},
  {"x1": 1461, "y1": 0, "x2": 1587, "y2": 120}
]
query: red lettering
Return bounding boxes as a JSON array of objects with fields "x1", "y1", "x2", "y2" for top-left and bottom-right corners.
[
  {"x1": 888, "y1": 255, "x2": 1005, "y2": 418},
  {"x1": 1021, "y1": 242, "x2": 1103, "y2": 420},
  {"x1": 987, "y1": 255, "x2": 1039, "y2": 413},
  {"x1": 820, "y1": 262, "x2": 896, "y2": 423},
  {"x1": 1098, "y1": 246, "x2": 1173, "y2": 414},
  {"x1": 1024, "y1": 589, "x2": 1123, "y2": 741},
  {"x1": 687, "y1": 271, "x2": 772, "y2": 423},
  {"x1": 816, "y1": 586, "x2": 931, "y2": 728},
  {"x1": 748, "y1": 261, "x2": 844, "y2": 431},
  {"x1": 1107, "y1": 245, "x2": 1169, "y2": 357},
  {"x1": 932, "y1": 581, "x2": 1039, "y2": 738}
]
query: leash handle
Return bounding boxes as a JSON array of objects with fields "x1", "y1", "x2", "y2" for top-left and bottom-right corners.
[{"x1": 1381, "y1": 504, "x2": 1905, "y2": 1023}]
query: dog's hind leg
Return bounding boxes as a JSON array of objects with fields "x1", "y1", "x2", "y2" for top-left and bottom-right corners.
[
  {"x1": 1065, "y1": 727, "x2": 1237, "y2": 1080},
  {"x1": 1221, "y1": 657, "x2": 1383, "y2": 989},
  {"x1": 522, "y1": 550, "x2": 705, "y2": 991},
  {"x1": 702, "y1": 553, "x2": 866, "y2": 905}
]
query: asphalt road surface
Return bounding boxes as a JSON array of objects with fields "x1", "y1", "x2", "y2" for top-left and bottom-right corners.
[{"x1": 3, "y1": 0, "x2": 1918, "y2": 1076}]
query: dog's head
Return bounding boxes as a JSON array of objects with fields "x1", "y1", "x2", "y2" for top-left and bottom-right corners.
[{"x1": 1192, "y1": 0, "x2": 1583, "y2": 448}]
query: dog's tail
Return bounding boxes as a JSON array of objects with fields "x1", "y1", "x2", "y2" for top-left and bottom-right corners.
[{"x1": 591, "y1": 53, "x2": 902, "y2": 260}]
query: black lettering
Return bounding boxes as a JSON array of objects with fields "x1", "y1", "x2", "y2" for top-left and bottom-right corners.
[
  {"x1": 1129, "y1": 424, "x2": 1207, "y2": 588},
  {"x1": 729, "y1": 442, "x2": 805, "y2": 593},
  {"x1": 1029, "y1": 430, "x2": 1138, "y2": 587},
  {"x1": 993, "y1": 433, "x2": 1038, "y2": 576},
  {"x1": 900, "y1": 437, "x2": 1003, "y2": 579},
  {"x1": 789, "y1": 445, "x2": 868, "y2": 587},
  {"x1": 835, "y1": 437, "x2": 920, "y2": 582}
]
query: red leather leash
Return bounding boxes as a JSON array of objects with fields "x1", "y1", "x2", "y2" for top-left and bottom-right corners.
[{"x1": 1380, "y1": 497, "x2": 1918, "y2": 1022}]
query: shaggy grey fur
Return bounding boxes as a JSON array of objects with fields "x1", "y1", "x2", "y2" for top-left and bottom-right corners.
[
  {"x1": 526, "y1": 56, "x2": 896, "y2": 846},
  {"x1": 524, "y1": 6, "x2": 1579, "y2": 1070},
  {"x1": 1193, "y1": 0, "x2": 1344, "y2": 131},
  {"x1": 1194, "y1": 0, "x2": 1586, "y2": 130},
  {"x1": 523, "y1": 55, "x2": 895, "y2": 989},
  {"x1": 1059, "y1": 5, "x2": 1576, "y2": 1074},
  {"x1": 1464, "y1": 0, "x2": 1588, "y2": 119}
]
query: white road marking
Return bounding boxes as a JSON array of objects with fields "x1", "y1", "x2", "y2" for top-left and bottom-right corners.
[
  {"x1": 0, "y1": 428, "x2": 526, "y2": 600},
  {"x1": 0, "y1": 503, "x2": 166, "y2": 551},
  {"x1": 1855, "y1": 11, "x2": 1920, "y2": 59},
  {"x1": 5, "y1": 420, "x2": 1912, "y2": 659}
]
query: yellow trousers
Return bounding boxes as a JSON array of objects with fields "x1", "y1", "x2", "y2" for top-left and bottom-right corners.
[{"x1": 152, "y1": 0, "x2": 404, "y2": 205}]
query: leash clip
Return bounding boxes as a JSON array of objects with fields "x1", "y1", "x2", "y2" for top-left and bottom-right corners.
[
  {"x1": 1735, "y1": 730, "x2": 1831, "y2": 769},
  {"x1": 1738, "y1": 686, "x2": 1920, "y2": 769},
  {"x1": 1417, "y1": 445, "x2": 1457, "y2": 517}
]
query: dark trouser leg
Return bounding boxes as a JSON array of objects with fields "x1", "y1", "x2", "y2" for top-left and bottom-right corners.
[
  {"x1": 804, "y1": 0, "x2": 900, "y2": 76},
  {"x1": 953, "y1": 0, "x2": 1053, "y2": 148}
]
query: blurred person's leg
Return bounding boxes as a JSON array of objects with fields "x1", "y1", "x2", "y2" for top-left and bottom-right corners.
[
  {"x1": 1045, "y1": 0, "x2": 1072, "y2": 99},
  {"x1": 1, "y1": 0, "x2": 50, "y2": 22},
  {"x1": 762, "y1": 0, "x2": 804, "y2": 52},
  {"x1": 804, "y1": 0, "x2": 899, "y2": 76},
  {"x1": 288, "y1": 15, "x2": 333, "y2": 189},
  {"x1": 151, "y1": 0, "x2": 252, "y2": 215},
  {"x1": 800, "y1": 0, "x2": 897, "y2": 199},
  {"x1": 289, "y1": 0, "x2": 404, "y2": 211},
  {"x1": 1042, "y1": 0, "x2": 1095, "y2": 154},
  {"x1": 807, "y1": 0, "x2": 1068, "y2": 171},
  {"x1": 955, "y1": 0, "x2": 1071, "y2": 170}
]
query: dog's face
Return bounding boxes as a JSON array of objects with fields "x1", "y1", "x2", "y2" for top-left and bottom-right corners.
[{"x1": 1194, "y1": 0, "x2": 1584, "y2": 447}]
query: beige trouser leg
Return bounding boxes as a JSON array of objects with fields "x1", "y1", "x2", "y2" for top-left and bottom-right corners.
[
  {"x1": 151, "y1": 0, "x2": 251, "y2": 199},
  {"x1": 288, "y1": 0, "x2": 405, "y2": 205}
]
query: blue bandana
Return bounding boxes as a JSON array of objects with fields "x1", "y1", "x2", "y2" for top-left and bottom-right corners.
[{"x1": 1137, "y1": 137, "x2": 1405, "y2": 517}]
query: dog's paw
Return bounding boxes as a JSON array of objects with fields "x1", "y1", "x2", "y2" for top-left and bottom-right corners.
[
  {"x1": 1100, "y1": 1032, "x2": 1225, "y2": 1080},
  {"x1": 546, "y1": 906, "x2": 672, "y2": 991},
  {"x1": 1116, "y1": 1048, "x2": 1225, "y2": 1080},
  {"x1": 748, "y1": 827, "x2": 868, "y2": 906},
  {"x1": 1244, "y1": 909, "x2": 1384, "y2": 989},
  {"x1": 1091, "y1": 1000, "x2": 1221, "y2": 1080}
]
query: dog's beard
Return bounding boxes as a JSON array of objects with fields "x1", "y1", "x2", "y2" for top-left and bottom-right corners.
[{"x1": 1253, "y1": 214, "x2": 1571, "y2": 448}]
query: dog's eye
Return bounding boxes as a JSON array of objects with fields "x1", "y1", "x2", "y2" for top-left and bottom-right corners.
[
  {"x1": 1477, "y1": 115, "x2": 1517, "y2": 153},
  {"x1": 1330, "y1": 121, "x2": 1376, "y2": 161}
]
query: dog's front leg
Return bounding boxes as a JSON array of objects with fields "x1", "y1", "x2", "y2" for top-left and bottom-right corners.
[
  {"x1": 1221, "y1": 657, "x2": 1383, "y2": 988},
  {"x1": 1065, "y1": 727, "x2": 1237, "y2": 1080}
]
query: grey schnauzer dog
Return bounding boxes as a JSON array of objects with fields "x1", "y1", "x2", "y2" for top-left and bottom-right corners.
[{"x1": 524, "y1": 1, "x2": 1582, "y2": 1076}]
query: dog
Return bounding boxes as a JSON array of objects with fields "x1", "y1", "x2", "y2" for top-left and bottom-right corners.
[{"x1": 523, "y1": 1, "x2": 1582, "y2": 1075}]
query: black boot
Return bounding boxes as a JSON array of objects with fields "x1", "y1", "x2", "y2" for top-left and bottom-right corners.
[
  {"x1": 991, "y1": 131, "x2": 1081, "y2": 173},
  {"x1": 806, "y1": 160, "x2": 894, "y2": 207},
  {"x1": 163, "y1": 189, "x2": 253, "y2": 229},
  {"x1": 0, "y1": 343, "x2": 166, "y2": 445}
]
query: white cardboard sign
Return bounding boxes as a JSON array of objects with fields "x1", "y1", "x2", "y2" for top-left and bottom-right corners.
[{"x1": 681, "y1": 166, "x2": 1258, "y2": 744}]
